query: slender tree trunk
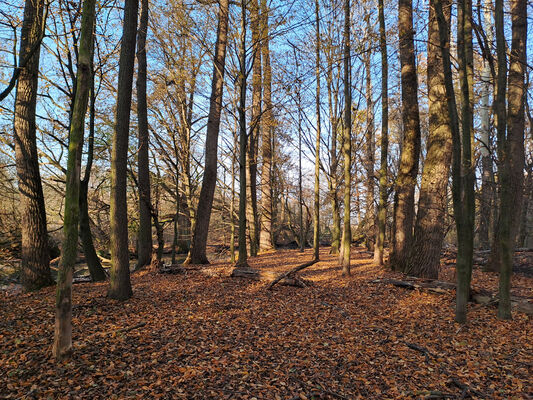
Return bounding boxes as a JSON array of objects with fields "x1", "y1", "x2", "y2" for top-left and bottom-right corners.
[
  {"x1": 363, "y1": 38, "x2": 375, "y2": 251},
  {"x1": 478, "y1": 0, "x2": 494, "y2": 249},
  {"x1": 108, "y1": 0, "x2": 138, "y2": 300},
  {"x1": 79, "y1": 70, "x2": 106, "y2": 282},
  {"x1": 14, "y1": 0, "x2": 53, "y2": 291},
  {"x1": 374, "y1": 0, "x2": 388, "y2": 266},
  {"x1": 53, "y1": 0, "x2": 96, "y2": 359},
  {"x1": 247, "y1": 0, "x2": 261, "y2": 257},
  {"x1": 234, "y1": 0, "x2": 252, "y2": 273},
  {"x1": 259, "y1": 0, "x2": 275, "y2": 252},
  {"x1": 185, "y1": 0, "x2": 229, "y2": 264},
  {"x1": 340, "y1": 0, "x2": 351, "y2": 275},
  {"x1": 136, "y1": 0, "x2": 152, "y2": 270},
  {"x1": 391, "y1": 0, "x2": 421, "y2": 272},
  {"x1": 230, "y1": 131, "x2": 237, "y2": 263},
  {"x1": 497, "y1": 0, "x2": 526, "y2": 319},
  {"x1": 406, "y1": 0, "x2": 452, "y2": 279},
  {"x1": 313, "y1": 0, "x2": 322, "y2": 261}
]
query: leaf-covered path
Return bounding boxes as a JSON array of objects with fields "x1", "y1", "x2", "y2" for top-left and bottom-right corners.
[{"x1": 1, "y1": 248, "x2": 531, "y2": 399}]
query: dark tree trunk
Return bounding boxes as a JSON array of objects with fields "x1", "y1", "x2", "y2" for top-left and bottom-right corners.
[
  {"x1": 313, "y1": 0, "x2": 321, "y2": 261},
  {"x1": 391, "y1": 0, "x2": 421, "y2": 272},
  {"x1": 136, "y1": 0, "x2": 152, "y2": 270},
  {"x1": 185, "y1": 0, "x2": 229, "y2": 264},
  {"x1": 14, "y1": 0, "x2": 53, "y2": 291},
  {"x1": 108, "y1": 0, "x2": 138, "y2": 300},
  {"x1": 406, "y1": 0, "x2": 452, "y2": 279},
  {"x1": 497, "y1": 0, "x2": 526, "y2": 319},
  {"x1": 79, "y1": 67, "x2": 106, "y2": 282}
]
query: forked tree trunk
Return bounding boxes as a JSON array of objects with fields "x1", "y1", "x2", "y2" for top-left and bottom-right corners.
[
  {"x1": 185, "y1": 0, "x2": 229, "y2": 264},
  {"x1": 259, "y1": 0, "x2": 275, "y2": 252},
  {"x1": 497, "y1": 0, "x2": 526, "y2": 319},
  {"x1": 373, "y1": 0, "x2": 388, "y2": 266},
  {"x1": 340, "y1": 0, "x2": 351, "y2": 275},
  {"x1": 53, "y1": 0, "x2": 96, "y2": 359},
  {"x1": 79, "y1": 70, "x2": 106, "y2": 282},
  {"x1": 406, "y1": 0, "x2": 452, "y2": 279},
  {"x1": 136, "y1": 0, "x2": 152, "y2": 270},
  {"x1": 391, "y1": 0, "x2": 421, "y2": 272},
  {"x1": 313, "y1": 0, "x2": 321, "y2": 261},
  {"x1": 108, "y1": 0, "x2": 138, "y2": 300},
  {"x1": 434, "y1": 0, "x2": 475, "y2": 324},
  {"x1": 14, "y1": 0, "x2": 53, "y2": 292}
]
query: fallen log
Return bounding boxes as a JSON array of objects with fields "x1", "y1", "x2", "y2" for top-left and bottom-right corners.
[
  {"x1": 371, "y1": 278, "x2": 533, "y2": 315},
  {"x1": 267, "y1": 258, "x2": 318, "y2": 290}
]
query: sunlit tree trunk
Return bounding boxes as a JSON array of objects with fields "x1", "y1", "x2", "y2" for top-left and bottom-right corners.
[
  {"x1": 185, "y1": 0, "x2": 229, "y2": 264},
  {"x1": 478, "y1": 0, "x2": 494, "y2": 250},
  {"x1": 53, "y1": 0, "x2": 96, "y2": 359},
  {"x1": 406, "y1": 0, "x2": 452, "y2": 279},
  {"x1": 340, "y1": 0, "x2": 351, "y2": 275},
  {"x1": 136, "y1": 0, "x2": 152, "y2": 270},
  {"x1": 259, "y1": 0, "x2": 275, "y2": 252},
  {"x1": 497, "y1": 0, "x2": 526, "y2": 319},
  {"x1": 391, "y1": 0, "x2": 421, "y2": 272},
  {"x1": 108, "y1": 0, "x2": 138, "y2": 300},
  {"x1": 14, "y1": 0, "x2": 53, "y2": 291},
  {"x1": 373, "y1": 0, "x2": 388, "y2": 266},
  {"x1": 313, "y1": 0, "x2": 322, "y2": 261},
  {"x1": 363, "y1": 31, "x2": 375, "y2": 251}
]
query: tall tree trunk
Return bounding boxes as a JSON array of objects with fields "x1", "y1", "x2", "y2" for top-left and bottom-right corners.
[
  {"x1": 259, "y1": 0, "x2": 275, "y2": 252},
  {"x1": 53, "y1": 0, "x2": 96, "y2": 359},
  {"x1": 478, "y1": 0, "x2": 494, "y2": 250},
  {"x1": 185, "y1": 0, "x2": 229, "y2": 264},
  {"x1": 327, "y1": 55, "x2": 341, "y2": 255},
  {"x1": 340, "y1": 0, "x2": 351, "y2": 275},
  {"x1": 405, "y1": 0, "x2": 452, "y2": 279},
  {"x1": 79, "y1": 70, "x2": 106, "y2": 282},
  {"x1": 391, "y1": 0, "x2": 421, "y2": 272},
  {"x1": 313, "y1": 0, "x2": 322, "y2": 261},
  {"x1": 373, "y1": 0, "x2": 388, "y2": 266},
  {"x1": 235, "y1": 0, "x2": 250, "y2": 270},
  {"x1": 497, "y1": 0, "x2": 526, "y2": 319},
  {"x1": 295, "y1": 50, "x2": 305, "y2": 252},
  {"x1": 14, "y1": 0, "x2": 53, "y2": 291},
  {"x1": 136, "y1": 0, "x2": 152, "y2": 270},
  {"x1": 363, "y1": 41, "x2": 375, "y2": 251},
  {"x1": 108, "y1": 0, "x2": 138, "y2": 300},
  {"x1": 487, "y1": 0, "x2": 507, "y2": 272},
  {"x1": 247, "y1": 0, "x2": 261, "y2": 257}
]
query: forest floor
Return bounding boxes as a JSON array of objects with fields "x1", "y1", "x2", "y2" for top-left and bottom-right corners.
[{"x1": 0, "y1": 248, "x2": 532, "y2": 399}]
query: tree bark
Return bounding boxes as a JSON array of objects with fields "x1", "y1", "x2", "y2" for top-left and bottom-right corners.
[
  {"x1": 340, "y1": 0, "x2": 351, "y2": 275},
  {"x1": 373, "y1": 0, "x2": 388, "y2": 266},
  {"x1": 313, "y1": 0, "x2": 322, "y2": 261},
  {"x1": 406, "y1": 0, "x2": 452, "y2": 279},
  {"x1": 14, "y1": 0, "x2": 53, "y2": 291},
  {"x1": 136, "y1": 0, "x2": 152, "y2": 270},
  {"x1": 247, "y1": 0, "x2": 261, "y2": 257},
  {"x1": 391, "y1": 0, "x2": 421, "y2": 272},
  {"x1": 53, "y1": 0, "x2": 96, "y2": 359},
  {"x1": 363, "y1": 33, "x2": 375, "y2": 251},
  {"x1": 185, "y1": 0, "x2": 229, "y2": 264},
  {"x1": 259, "y1": 0, "x2": 275, "y2": 252},
  {"x1": 478, "y1": 0, "x2": 494, "y2": 250},
  {"x1": 497, "y1": 0, "x2": 526, "y2": 319},
  {"x1": 108, "y1": 0, "x2": 138, "y2": 300}
]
